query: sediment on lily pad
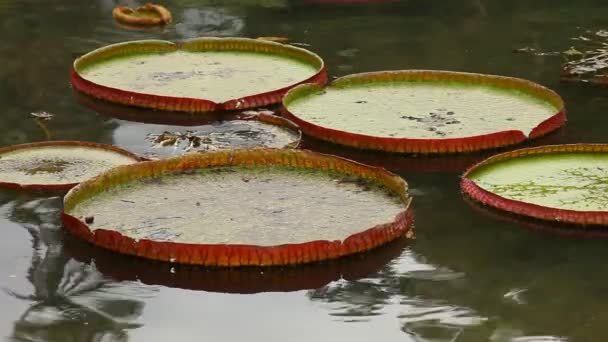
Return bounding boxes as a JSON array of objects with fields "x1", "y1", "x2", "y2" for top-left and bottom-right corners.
[
  {"x1": 461, "y1": 144, "x2": 608, "y2": 226},
  {"x1": 71, "y1": 37, "x2": 326, "y2": 112},
  {"x1": 112, "y1": 3, "x2": 172, "y2": 27},
  {"x1": 64, "y1": 232, "x2": 407, "y2": 293},
  {"x1": 0, "y1": 141, "x2": 141, "y2": 190},
  {"x1": 62, "y1": 149, "x2": 413, "y2": 267},
  {"x1": 282, "y1": 70, "x2": 566, "y2": 154}
]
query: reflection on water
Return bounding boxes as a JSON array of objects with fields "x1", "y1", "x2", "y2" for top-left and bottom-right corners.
[
  {"x1": 3, "y1": 0, "x2": 608, "y2": 341},
  {"x1": 308, "y1": 248, "x2": 485, "y2": 340},
  {"x1": 0, "y1": 191, "x2": 155, "y2": 341}
]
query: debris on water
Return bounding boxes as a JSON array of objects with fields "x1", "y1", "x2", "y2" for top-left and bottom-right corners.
[
  {"x1": 85, "y1": 216, "x2": 94, "y2": 224},
  {"x1": 597, "y1": 30, "x2": 608, "y2": 38},
  {"x1": 560, "y1": 31, "x2": 608, "y2": 84},
  {"x1": 405, "y1": 230, "x2": 415, "y2": 239},
  {"x1": 30, "y1": 111, "x2": 54, "y2": 120},
  {"x1": 336, "y1": 48, "x2": 359, "y2": 58},
  {"x1": 188, "y1": 135, "x2": 201, "y2": 148},
  {"x1": 154, "y1": 131, "x2": 179, "y2": 146},
  {"x1": 513, "y1": 46, "x2": 537, "y2": 53},
  {"x1": 563, "y1": 47, "x2": 583, "y2": 56},
  {"x1": 504, "y1": 288, "x2": 527, "y2": 304}
]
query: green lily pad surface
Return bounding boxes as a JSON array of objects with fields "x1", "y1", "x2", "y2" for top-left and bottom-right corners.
[
  {"x1": 0, "y1": 142, "x2": 139, "y2": 188},
  {"x1": 467, "y1": 152, "x2": 608, "y2": 211},
  {"x1": 78, "y1": 49, "x2": 318, "y2": 103},
  {"x1": 286, "y1": 80, "x2": 557, "y2": 139},
  {"x1": 69, "y1": 166, "x2": 403, "y2": 245}
]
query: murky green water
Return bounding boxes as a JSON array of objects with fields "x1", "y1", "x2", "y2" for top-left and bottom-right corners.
[{"x1": 2, "y1": 0, "x2": 608, "y2": 341}]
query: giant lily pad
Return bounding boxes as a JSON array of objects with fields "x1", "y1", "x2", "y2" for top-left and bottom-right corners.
[
  {"x1": 119, "y1": 112, "x2": 301, "y2": 159},
  {"x1": 0, "y1": 141, "x2": 141, "y2": 190},
  {"x1": 462, "y1": 144, "x2": 608, "y2": 226},
  {"x1": 62, "y1": 149, "x2": 413, "y2": 267},
  {"x1": 282, "y1": 70, "x2": 565, "y2": 154},
  {"x1": 71, "y1": 38, "x2": 326, "y2": 112}
]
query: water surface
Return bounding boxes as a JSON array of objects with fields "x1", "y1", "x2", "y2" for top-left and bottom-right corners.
[{"x1": 3, "y1": 0, "x2": 608, "y2": 341}]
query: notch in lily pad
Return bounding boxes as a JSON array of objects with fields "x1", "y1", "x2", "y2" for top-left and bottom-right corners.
[
  {"x1": 282, "y1": 70, "x2": 566, "y2": 154},
  {"x1": 62, "y1": 149, "x2": 413, "y2": 267},
  {"x1": 462, "y1": 144, "x2": 608, "y2": 227},
  {"x1": 0, "y1": 141, "x2": 142, "y2": 190},
  {"x1": 71, "y1": 37, "x2": 326, "y2": 112}
]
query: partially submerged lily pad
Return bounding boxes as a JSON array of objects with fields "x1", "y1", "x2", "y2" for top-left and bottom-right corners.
[
  {"x1": 119, "y1": 113, "x2": 301, "y2": 159},
  {"x1": 0, "y1": 141, "x2": 141, "y2": 190},
  {"x1": 561, "y1": 30, "x2": 608, "y2": 85},
  {"x1": 462, "y1": 144, "x2": 608, "y2": 226},
  {"x1": 112, "y1": 3, "x2": 172, "y2": 27},
  {"x1": 72, "y1": 38, "x2": 326, "y2": 112},
  {"x1": 62, "y1": 149, "x2": 413, "y2": 266},
  {"x1": 283, "y1": 70, "x2": 565, "y2": 154}
]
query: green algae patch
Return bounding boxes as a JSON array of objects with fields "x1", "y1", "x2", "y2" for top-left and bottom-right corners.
[
  {"x1": 0, "y1": 141, "x2": 141, "y2": 190},
  {"x1": 61, "y1": 149, "x2": 413, "y2": 267},
  {"x1": 462, "y1": 144, "x2": 608, "y2": 226},
  {"x1": 282, "y1": 70, "x2": 565, "y2": 154}
]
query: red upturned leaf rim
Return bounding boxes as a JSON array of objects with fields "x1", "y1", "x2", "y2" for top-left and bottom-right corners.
[
  {"x1": 63, "y1": 233, "x2": 408, "y2": 293},
  {"x1": 71, "y1": 38, "x2": 327, "y2": 113},
  {"x1": 282, "y1": 70, "x2": 566, "y2": 154},
  {"x1": 463, "y1": 195, "x2": 608, "y2": 239},
  {"x1": 0, "y1": 141, "x2": 143, "y2": 191},
  {"x1": 62, "y1": 148, "x2": 413, "y2": 267},
  {"x1": 112, "y1": 3, "x2": 172, "y2": 27},
  {"x1": 461, "y1": 144, "x2": 608, "y2": 226}
]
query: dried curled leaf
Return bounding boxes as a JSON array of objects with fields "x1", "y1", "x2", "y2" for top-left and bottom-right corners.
[{"x1": 112, "y1": 3, "x2": 172, "y2": 27}]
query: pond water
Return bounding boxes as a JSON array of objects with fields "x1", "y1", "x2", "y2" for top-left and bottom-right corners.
[{"x1": 2, "y1": 0, "x2": 608, "y2": 341}]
